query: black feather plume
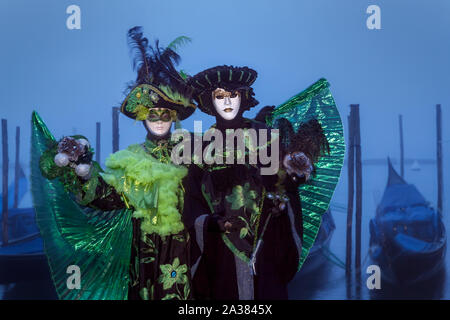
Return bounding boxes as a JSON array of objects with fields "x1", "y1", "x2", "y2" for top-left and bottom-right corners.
[
  {"x1": 127, "y1": 26, "x2": 151, "y2": 84},
  {"x1": 276, "y1": 118, "x2": 329, "y2": 165},
  {"x1": 254, "y1": 105, "x2": 275, "y2": 123},
  {"x1": 126, "y1": 26, "x2": 192, "y2": 98},
  {"x1": 275, "y1": 118, "x2": 296, "y2": 153}
]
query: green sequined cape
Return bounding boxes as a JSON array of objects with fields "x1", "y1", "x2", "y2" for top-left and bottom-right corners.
[
  {"x1": 31, "y1": 111, "x2": 133, "y2": 300},
  {"x1": 268, "y1": 78, "x2": 345, "y2": 270},
  {"x1": 31, "y1": 111, "x2": 189, "y2": 300}
]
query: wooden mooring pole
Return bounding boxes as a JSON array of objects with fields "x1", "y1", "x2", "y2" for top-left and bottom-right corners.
[
  {"x1": 346, "y1": 104, "x2": 363, "y2": 299},
  {"x1": 436, "y1": 104, "x2": 443, "y2": 216},
  {"x1": 353, "y1": 105, "x2": 363, "y2": 299},
  {"x1": 346, "y1": 112, "x2": 355, "y2": 299},
  {"x1": 399, "y1": 115, "x2": 404, "y2": 178},
  {"x1": 13, "y1": 126, "x2": 20, "y2": 209},
  {"x1": 96, "y1": 122, "x2": 101, "y2": 163},
  {"x1": 112, "y1": 107, "x2": 119, "y2": 153},
  {"x1": 2, "y1": 119, "x2": 9, "y2": 246}
]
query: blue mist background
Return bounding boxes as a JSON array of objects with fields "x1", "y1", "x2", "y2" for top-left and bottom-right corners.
[{"x1": 0, "y1": 0, "x2": 449, "y2": 299}]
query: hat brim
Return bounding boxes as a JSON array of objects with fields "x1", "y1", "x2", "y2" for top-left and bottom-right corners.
[{"x1": 121, "y1": 84, "x2": 196, "y2": 121}]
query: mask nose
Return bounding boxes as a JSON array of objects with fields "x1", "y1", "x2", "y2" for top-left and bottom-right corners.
[{"x1": 224, "y1": 97, "x2": 231, "y2": 106}]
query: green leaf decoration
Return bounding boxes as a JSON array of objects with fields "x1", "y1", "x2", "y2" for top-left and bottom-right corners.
[
  {"x1": 240, "y1": 227, "x2": 249, "y2": 239},
  {"x1": 139, "y1": 287, "x2": 150, "y2": 300},
  {"x1": 167, "y1": 36, "x2": 192, "y2": 52},
  {"x1": 140, "y1": 257, "x2": 156, "y2": 264},
  {"x1": 179, "y1": 70, "x2": 189, "y2": 81},
  {"x1": 173, "y1": 234, "x2": 185, "y2": 242},
  {"x1": 225, "y1": 183, "x2": 258, "y2": 213},
  {"x1": 162, "y1": 293, "x2": 179, "y2": 300},
  {"x1": 183, "y1": 282, "x2": 190, "y2": 299}
]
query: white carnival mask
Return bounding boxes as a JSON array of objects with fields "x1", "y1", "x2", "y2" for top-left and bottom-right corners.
[
  {"x1": 145, "y1": 120, "x2": 172, "y2": 136},
  {"x1": 212, "y1": 88, "x2": 241, "y2": 121}
]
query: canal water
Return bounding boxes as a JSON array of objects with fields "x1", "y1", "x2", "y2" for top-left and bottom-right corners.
[{"x1": 1, "y1": 160, "x2": 448, "y2": 299}]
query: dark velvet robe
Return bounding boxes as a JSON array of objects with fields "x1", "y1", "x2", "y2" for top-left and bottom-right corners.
[
  {"x1": 183, "y1": 120, "x2": 303, "y2": 300},
  {"x1": 127, "y1": 218, "x2": 191, "y2": 300}
]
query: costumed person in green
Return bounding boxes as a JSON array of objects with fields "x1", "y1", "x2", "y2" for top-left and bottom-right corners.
[
  {"x1": 183, "y1": 65, "x2": 345, "y2": 299},
  {"x1": 30, "y1": 27, "x2": 196, "y2": 300}
]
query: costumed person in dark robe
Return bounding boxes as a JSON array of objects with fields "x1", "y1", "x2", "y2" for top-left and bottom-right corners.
[
  {"x1": 183, "y1": 65, "x2": 345, "y2": 300},
  {"x1": 30, "y1": 27, "x2": 196, "y2": 300}
]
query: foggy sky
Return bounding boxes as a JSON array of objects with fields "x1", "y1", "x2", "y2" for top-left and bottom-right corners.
[{"x1": 0, "y1": 0, "x2": 449, "y2": 166}]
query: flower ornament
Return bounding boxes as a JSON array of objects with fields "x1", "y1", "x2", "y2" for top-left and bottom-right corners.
[
  {"x1": 158, "y1": 258, "x2": 188, "y2": 290},
  {"x1": 53, "y1": 136, "x2": 93, "y2": 179},
  {"x1": 57, "y1": 137, "x2": 85, "y2": 162},
  {"x1": 283, "y1": 151, "x2": 313, "y2": 181},
  {"x1": 124, "y1": 86, "x2": 154, "y2": 121},
  {"x1": 150, "y1": 92, "x2": 159, "y2": 103},
  {"x1": 54, "y1": 153, "x2": 69, "y2": 167},
  {"x1": 75, "y1": 163, "x2": 91, "y2": 178}
]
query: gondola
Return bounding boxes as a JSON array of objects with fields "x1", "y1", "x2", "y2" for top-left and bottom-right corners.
[
  {"x1": 369, "y1": 159, "x2": 446, "y2": 286},
  {"x1": 0, "y1": 166, "x2": 27, "y2": 208},
  {"x1": 297, "y1": 209, "x2": 336, "y2": 275},
  {"x1": 288, "y1": 209, "x2": 336, "y2": 299},
  {"x1": 0, "y1": 168, "x2": 46, "y2": 284}
]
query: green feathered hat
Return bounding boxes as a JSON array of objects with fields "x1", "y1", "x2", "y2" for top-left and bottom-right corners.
[
  {"x1": 121, "y1": 27, "x2": 196, "y2": 121},
  {"x1": 121, "y1": 83, "x2": 196, "y2": 121}
]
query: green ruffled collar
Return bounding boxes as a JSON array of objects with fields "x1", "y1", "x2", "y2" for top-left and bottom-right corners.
[{"x1": 101, "y1": 142, "x2": 187, "y2": 237}]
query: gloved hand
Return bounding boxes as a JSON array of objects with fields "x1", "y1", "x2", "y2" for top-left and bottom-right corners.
[
  {"x1": 266, "y1": 192, "x2": 289, "y2": 217},
  {"x1": 283, "y1": 169, "x2": 306, "y2": 194}
]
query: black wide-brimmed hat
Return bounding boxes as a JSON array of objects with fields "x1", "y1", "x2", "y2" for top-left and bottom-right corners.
[
  {"x1": 188, "y1": 65, "x2": 259, "y2": 116},
  {"x1": 121, "y1": 26, "x2": 196, "y2": 121}
]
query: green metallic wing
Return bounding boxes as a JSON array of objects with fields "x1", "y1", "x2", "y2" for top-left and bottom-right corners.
[
  {"x1": 30, "y1": 111, "x2": 133, "y2": 300},
  {"x1": 268, "y1": 78, "x2": 345, "y2": 270}
]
